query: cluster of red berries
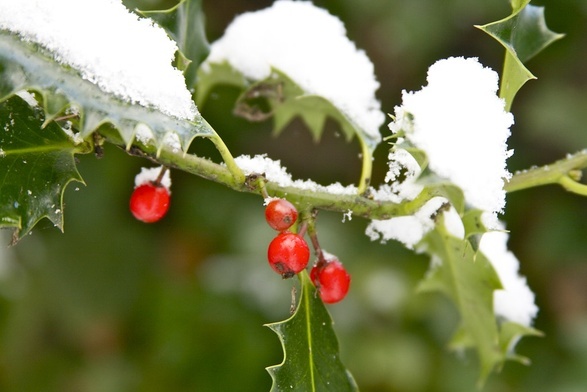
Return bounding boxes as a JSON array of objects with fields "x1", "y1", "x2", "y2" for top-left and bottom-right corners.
[
  {"x1": 129, "y1": 175, "x2": 350, "y2": 304},
  {"x1": 265, "y1": 198, "x2": 308, "y2": 278},
  {"x1": 264, "y1": 198, "x2": 351, "y2": 304}
]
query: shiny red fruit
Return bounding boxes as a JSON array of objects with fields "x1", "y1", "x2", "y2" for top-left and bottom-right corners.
[
  {"x1": 265, "y1": 198, "x2": 298, "y2": 231},
  {"x1": 267, "y1": 232, "x2": 310, "y2": 278},
  {"x1": 129, "y1": 183, "x2": 170, "y2": 223},
  {"x1": 310, "y1": 258, "x2": 351, "y2": 304}
]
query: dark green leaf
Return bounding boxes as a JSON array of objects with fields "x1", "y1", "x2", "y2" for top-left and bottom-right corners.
[
  {"x1": 266, "y1": 271, "x2": 358, "y2": 392},
  {"x1": 0, "y1": 95, "x2": 88, "y2": 242},
  {"x1": 476, "y1": 1, "x2": 564, "y2": 109},
  {"x1": 140, "y1": 0, "x2": 210, "y2": 89}
]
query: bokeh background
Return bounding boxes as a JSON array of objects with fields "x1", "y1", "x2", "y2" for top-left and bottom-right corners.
[{"x1": 1, "y1": 0, "x2": 587, "y2": 391}]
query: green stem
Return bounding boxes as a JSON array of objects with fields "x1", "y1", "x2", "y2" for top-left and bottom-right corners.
[
  {"x1": 120, "y1": 137, "x2": 434, "y2": 221},
  {"x1": 559, "y1": 175, "x2": 587, "y2": 196},
  {"x1": 357, "y1": 137, "x2": 373, "y2": 195},
  {"x1": 505, "y1": 150, "x2": 587, "y2": 193},
  {"x1": 208, "y1": 132, "x2": 246, "y2": 185},
  {"x1": 199, "y1": 118, "x2": 245, "y2": 185}
]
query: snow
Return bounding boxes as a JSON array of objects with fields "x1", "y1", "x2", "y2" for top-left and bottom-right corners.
[
  {"x1": 134, "y1": 166, "x2": 171, "y2": 191},
  {"x1": 234, "y1": 154, "x2": 359, "y2": 195},
  {"x1": 163, "y1": 132, "x2": 182, "y2": 153},
  {"x1": 479, "y1": 223, "x2": 538, "y2": 327},
  {"x1": 15, "y1": 90, "x2": 39, "y2": 107},
  {"x1": 134, "y1": 124, "x2": 155, "y2": 145},
  {"x1": 0, "y1": 0, "x2": 197, "y2": 120},
  {"x1": 382, "y1": 148, "x2": 423, "y2": 201},
  {"x1": 203, "y1": 0, "x2": 384, "y2": 140},
  {"x1": 235, "y1": 153, "x2": 423, "y2": 202},
  {"x1": 365, "y1": 197, "x2": 464, "y2": 249},
  {"x1": 389, "y1": 57, "x2": 514, "y2": 225}
]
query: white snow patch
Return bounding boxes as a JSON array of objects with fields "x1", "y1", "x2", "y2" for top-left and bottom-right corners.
[
  {"x1": 390, "y1": 57, "x2": 513, "y2": 224},
  {"x1": 204, "y1": 0, "x2": 384, "y2": 140},
  {"x1": 342, "y1": 210, "x2": 353, "y2": 223},
  {"x1": 134, "y1": 124, "x2": 154, "y2": 145},
  {"x1": 382, "y1": 148, "x2": 423, "y2": 201},
  {"x1": 479, "y1": 225, "x2": 538, "y2": 327},
  {"x1": 163, "y1": 132, "x2": 182, "y2": 153},
  {"x1": 134, "y1": 166, "x2": 171, "y2": 191},
  {"x1": 16, "y1": 90, "x2": 39, "y2": 107},
  {"x1": 0, "y1": 0, "x2": 197, "y2": 120},
  {"x1": 366, "y1": 197, "x2": 463, "y2": 249}
]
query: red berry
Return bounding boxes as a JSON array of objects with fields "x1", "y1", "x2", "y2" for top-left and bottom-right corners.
[
  {"x1": 310, "y1": 258, "x2": 351, "y2": 304},
  {"x1": 265, "y1": 198, "x2": 298, "y2": 231},
  {"x1": 130, "y1": 183, "x2": 170, "y2": 223},
  {"x1": 267, "y1": 232, "x2": 310, "y2": 278}
]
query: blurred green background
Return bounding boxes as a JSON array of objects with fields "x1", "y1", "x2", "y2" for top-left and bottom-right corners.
[{"x1": 1, "y1": 0, "x2": 587, "y2": 391}]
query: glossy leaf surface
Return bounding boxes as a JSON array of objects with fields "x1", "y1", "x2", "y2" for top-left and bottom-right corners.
[{"x1": 266, "y1": 271, "x2": 358, "y2": 392}]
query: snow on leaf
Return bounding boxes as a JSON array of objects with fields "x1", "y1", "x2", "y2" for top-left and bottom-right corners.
[
  {"x1": 0, "y1": 0, "x2": 197, "y2": 121},
  {"x1": 476, "y1": 0, "x2": 564, "y2": 110},
  {"x1": 265, "y1": 271, "x2": 358, "y2": 392},
  {"x1": 0, "y1": 95, "x2": 88, "y2": 243},
  {"x1": 389, "y1": 57, "x2": 513, "y2": 225},
  {"x1": 197, "y1": 0, "x2": 383, "y2": 151},
  {"x1": 0, "y1": 31, "x2": 215, "y2": 153}
]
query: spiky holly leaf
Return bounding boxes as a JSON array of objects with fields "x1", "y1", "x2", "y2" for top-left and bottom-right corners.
[
  {"x1": 476, "y1": 0, "x2": 564, "y2": 110},
  {"x1": 139, "y1": 0, "x2": 210, "y2": 90},
  {"x1": 198, "y1": 63, "x2": 380, "y2": 151},
  {"x1": 417, "y1": 220, "x2": 504, "y2": 383},
  {"x1": 0, "y1": 95, "x2": 89, "y2": 243},
  {"x1": 265, "y1": 271, "x2": 358, "y2": 392},
  {"x1": 0, "y1": 31, "x2": 215, "y2": 153}
]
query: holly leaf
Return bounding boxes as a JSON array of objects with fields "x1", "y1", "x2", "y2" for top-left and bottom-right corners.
[
  {"x1": 265, "y1": 271, "x2": 358, "y2": 392},
  {"x1": 197, "y1": 62, "x2": 381, "y2": 192},
  {"x1": 417, "y1": 221, "x2": 504, "y2": 383},
  {"x1": 0, "y1": 30, "x2": 215, "y2": 153},
  {"x1": 139, "y1": 0, "x2": 210, "y2": 90},
  {"x1": 199, "y1": 64, "x2": 379, "y2": 150},
  {"x1": 0, "y1": 95, "x2": 89, "y2": 243},
  {"x1": 498, "y1": 321, "x2": 543, "y2": 366},
  {"x1": 476, "y1": 0, "x2": 564, "y2": 110}
]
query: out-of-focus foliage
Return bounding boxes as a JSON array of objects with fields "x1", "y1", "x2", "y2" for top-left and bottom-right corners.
[{"x1": 1, "y1": 1, "x2": 587, "y2": 391}]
